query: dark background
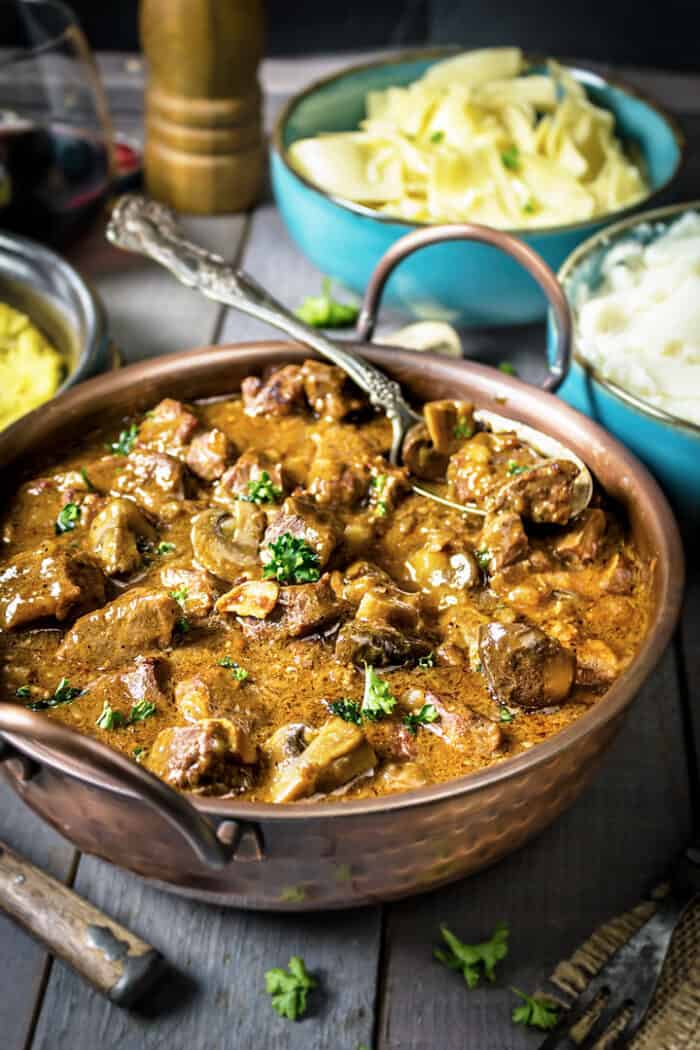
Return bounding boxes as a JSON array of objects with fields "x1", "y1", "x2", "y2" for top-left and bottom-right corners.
[{"x1": 70, "y1": 0, "x2": 699, "y2": 70}]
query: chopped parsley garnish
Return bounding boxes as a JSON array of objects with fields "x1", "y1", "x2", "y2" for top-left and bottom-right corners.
[
  {"x1": 80, "y1": 467, "x2": 96, "y2": 492},
  {"x1": 453, "y1": 419, "x2": 474, "y2": 439},
  {"x1": 506, "y1": 460, "x2": 530, "y2": 476},
  {"x1": 218, "y1": 657, "x2": 249, "y2": 681},
  {"x1": 132, "y1": 746, "x2": 148, "y2": 762},
  {"x1": 245, "y1": 471, "x2": 283, "y2": 505},
  {"x1": 15, "y1": 686, "x2": 31, "y2": 698},
  {"x1": 55, "y1": 502, "x2": 81, "y2": 535},
  {"x1": 295, "y1": 277, "x2": 359, "y2": 329},
  {"x1": 329, "y1": 698, "x2": 362, "y2": 725},
  {"x1": 370, "y1": 474, "x2": 389, "y2": 517},
  {"x1": 501, "y1": 145, "x2": 520, "y2": 171},
  {"x1": 169, "y1": 586, "x2": 189, "y2": 607},
  {"x1": 265, "y1": 956, "x2": 317, "y2": 1021},
  {"x1": 176, "y1": 617, "x2": 190, "y2": 635},
  {"x1": 106, "y1": 422, "x2": 139, "y2": 456},
  {"x1": 96, "y1": 699, "x2": 157, "y2": 730},
  {"x1": 434, "y1": 922, "x2": 509, "y2": 988},
  {"x1": 498, "y1": 361, "x2": 518, "y2": 376},
  {"x1": 511, "y1": 988, "x2": 559, "y2": 1031},
  {"x1": 499, "y1": 706, "x2": 514, "y2": 723},
  {"x1": 430, "y1": 130, "x2": 445, "y2": 143},
  {"x1": 417, "y1": 652, "x2": 436, "y2": 669},
  {"x1": 403, "y1": 703, "x2": 439, "y2": 735},
  {"x1": 262, "y1": 533, "x2": 321, "y2": 584},
  {"x1": 157, "y1": 541, "x2": 176, "y2": 555},
  {"x1": 361, "y1": 665, "x2": 397, "y2": 722},
  {"x1": 474, "y1": 548, "x2": 491, "y2": 571},
  {"x1": 27, "y1": 677, "x2": 82, "y2": 711}
]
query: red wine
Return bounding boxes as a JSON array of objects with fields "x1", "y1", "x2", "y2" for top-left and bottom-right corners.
[{"x1": 0, "y1": 117, "x2": 110, "y2": 245}]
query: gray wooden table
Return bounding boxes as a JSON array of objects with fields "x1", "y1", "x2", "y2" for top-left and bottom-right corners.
[{"x1": 2, "y1": 52, "x2": 699, "y2": 1050}]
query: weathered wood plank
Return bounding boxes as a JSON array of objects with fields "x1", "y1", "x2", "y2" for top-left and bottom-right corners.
[
  {"x1": 377, "y1": 648, "x2": 691, "y2": 1049},
  {"x1": 0, "y1": 780, "x2": 76, "y2": 1050},
  {"x1": 31, "y1": 861, "x2": 380, "y2": 1050}
]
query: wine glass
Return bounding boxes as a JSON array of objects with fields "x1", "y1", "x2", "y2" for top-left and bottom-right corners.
[{"x1": 0, "y1": 0, "x2": 113, "y2": 245}]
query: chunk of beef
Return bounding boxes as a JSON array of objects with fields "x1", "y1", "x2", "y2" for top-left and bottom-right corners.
[
  {"x1": 244, "y1": 576, "x2": 346, "y2": 639},
  {"x1": 146, "y1": 718, "x2": 257, "y2": 794},
  {"x1": 175, "y1": 667, "x2": 248, "y2": 722},
  {"x1": 268, "y1": 716, "x2": 376, "y2": 802},
  {"x1": 415, "y1": 691, "x2": 504, "y2": 756},
  {"x1": 216, "y1": 580, "x2": 279, "y2": 619},
  {"x1": 355, "y1": 587, "x2": 419, "y2": 631},
  {"x1": 300, "y1": 360, "x2": 365, "y2": 420},
  {"x1": 600, "y1": 551, "x2": 636, "y2": 595},
  {"x1": 89, "y1": 498, "x2": 157, "y2": 576},
  {"x1": 307, "y1": 453, "x2": 370, "y2": 507},
  {"x1": 335, "y1": 620, "x2": 432, "y2": 668},
  {"x1": 136, "y1": 398, "x2": 198, "y2": 454},
  {"x1": 82, "y1": 656, "x2": 169, "y2": 716},
  {"x1": 161, "y1": 566, "x2": 220, "y2": 621},
  {"x1": 423, "y1": 400, "x2": 475, "y2": 454},
  {"x1": 185, "y1": 428, "x2": 236, "y2": 482},
  {"x1": 339, "y1": 561, "x2": 396, "y2": 606},
  {"x1": 57, "y1": 587, "x2": 180, "y2": 671},
  {"x1": 217, "y1": 450, "x2": 285, "y2": 502},
  {"x1": 261, "y1": 496, "x2": 340, "y2": 569},
  {"x1": 480, "y1": 511, "x2": 528, "y2": 572},
  {"x1": 0, "y1": 543, "x2": 105, "y2": 630},
  {"x1": 489, "y1": 460, "x2": 580, "y2": 525},
  {"x1": 363, "y1": 719, "x2": 417, "y2": 763},
  {"x1": 555, "y1": 508, "x2": 607, "y2": 564},
  {"x1": 478, "y1": 621, "x2": 575, "y2": 709},
  {"x1": 114, "y1": 451, "x2": 187, "y2": 521},
  {"x1": 80, "y1": 455, "x2": 126, "y2": 495},
  {"x1": 241, "y1": 365, "x2": 306, "y2": 417},
  {"x1": 191, "y1": 503, "x2": 265, "y2": 581}
]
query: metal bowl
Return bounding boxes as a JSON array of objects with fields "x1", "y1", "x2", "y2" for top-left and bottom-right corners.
[
  {"x1": 0, "y1": 230, "x2": 110, "y2": 400},
  {"x1": 0, "y1": 342, "x2": 684, "y2": 909},
  {"x1": 271, "y1": 49, "x2": 684, "y2": 327},
  {"x1": 552, "y1": 199, "x2": 700, "y2": 521}
]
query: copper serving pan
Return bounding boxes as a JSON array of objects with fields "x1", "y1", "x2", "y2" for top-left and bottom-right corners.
[{"x1": 0, "y1": 342, "x2": 684, "y2": 910}]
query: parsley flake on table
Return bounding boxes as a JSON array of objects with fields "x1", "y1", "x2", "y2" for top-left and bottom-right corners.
[
  {"x1": 265, "y1": 955, "x2": 317, "y2": 1021},
  {"x1": 55, "y1": 501, "x2": 81, "y2": 535},
  {"x1": 403, "y1": 702, "x2": 439, "y2": 735},
  {"x1": 434, "y1": 921, "x2": 509, "y2": 988},
  {"x1": 262, "y1": 533, "x2": 321, "y2": 584},
  {"x1": 245, "y1": 470, "x2": 283, "y2": 505},
  {"x1": 295, "y1": 276, "x2": 359, "y2": 328},
  {"x1": 511, "y1": 988, "x2": 559, "y2": 1031},
  {"x1": 361, "y1": 665, "x2": 397, "y2": 722},
  {"x1": 27, "y1": 677, "x2": 82, "y2": 711},
  {"x1": 501, "y1": 145, "x2": 520, "y2": 171},
  {"x1": 106, "y1": 422, "x2": 139, "y2": 456},
  {"x1": 329, "y1": 698, "x2": 362, "y2": 725}
]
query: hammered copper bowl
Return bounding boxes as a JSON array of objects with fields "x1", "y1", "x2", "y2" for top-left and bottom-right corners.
[{"x1": 0, "y1": 343, "x2": 684, "y2": 910}]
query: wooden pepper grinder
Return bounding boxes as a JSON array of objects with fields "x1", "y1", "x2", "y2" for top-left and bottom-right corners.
[{"x1": 140, "y1": 0, "x2": 265, "y2": 214}]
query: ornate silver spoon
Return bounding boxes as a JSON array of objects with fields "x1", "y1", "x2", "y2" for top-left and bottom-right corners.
[{"x1": 106, "y1": 194, "x2": 591, "y2": 522}]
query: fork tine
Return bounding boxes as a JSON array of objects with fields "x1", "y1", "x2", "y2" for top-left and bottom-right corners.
[
  {"x1": 537, "y1": 977, "x2": 611, "y2": 1049},
  {"x1": 576, "y1": 998, "x2": 632, "y2": 1050}
]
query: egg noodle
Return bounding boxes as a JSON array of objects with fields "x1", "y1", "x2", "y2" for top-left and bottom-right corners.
[
  {"x1": 0, "y1": 302, "x2": 64, "y2": 430},
  {"x1": 288, "y1": 48, "x2": 648, "y2": 229}
]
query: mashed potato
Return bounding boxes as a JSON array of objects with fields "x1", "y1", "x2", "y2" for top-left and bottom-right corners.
[
  {"x1": 0, "y1": 302, "x2": 64, "y2": 429},
  {"x1": 576, "y1": 212, "x2": 700, "y2": 425}
]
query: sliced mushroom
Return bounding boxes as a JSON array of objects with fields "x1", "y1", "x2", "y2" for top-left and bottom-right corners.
[
  {"x1": 402, "y1": 422, "x2": 449, "y2": 481},
  {"x1": 268, "y1": 717, "x2": 376, "y2": 803},
  {"x1": 88, "y1": 497, "x2": 157, "y2": 576},
  {"x1": 216, "y1": 580, "x2": 279, "y2": 619},
  {"x1": 190, "y1": 502, "x2": 264, "y2": 581}
]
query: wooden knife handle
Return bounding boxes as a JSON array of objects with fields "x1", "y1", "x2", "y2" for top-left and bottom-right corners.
[{"x1": 0, "y1": 841, "x2": 165, "y2": 1006}]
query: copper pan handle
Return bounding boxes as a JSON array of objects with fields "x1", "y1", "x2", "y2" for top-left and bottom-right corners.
[
  {"x1": 0, "y1": 704, "x2": 234, "y2": 870},
  {"x1": 355, "y1": 224, "x2": 572, "y2": 394}
]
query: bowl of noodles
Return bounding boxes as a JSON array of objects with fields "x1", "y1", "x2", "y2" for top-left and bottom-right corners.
[{"x1": 271, "y1": 48, "x2": 683, "y2": 326}]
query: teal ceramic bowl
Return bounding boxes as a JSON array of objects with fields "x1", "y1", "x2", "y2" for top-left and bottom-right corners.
[
  {"x1": 551, "y1": 199, "x2": 700, "y2": 519},
  {"x1": 271, "y1": 50, "x2": 683, "y2": 327}
]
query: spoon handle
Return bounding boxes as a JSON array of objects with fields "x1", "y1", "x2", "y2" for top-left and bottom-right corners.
[{"x1": 107, "y1": 194, "x2": 419, "y2": 461}]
